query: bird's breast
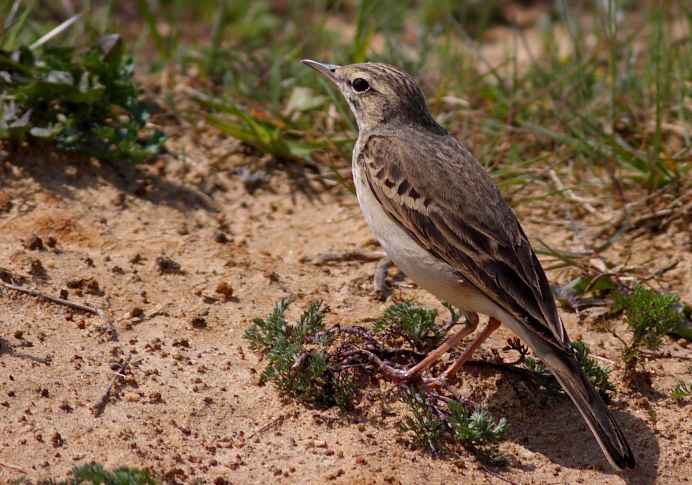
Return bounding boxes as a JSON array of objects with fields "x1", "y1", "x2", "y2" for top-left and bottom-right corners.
[{"x1": 351, "y1": 155, "x2": 494, "y2": 315}]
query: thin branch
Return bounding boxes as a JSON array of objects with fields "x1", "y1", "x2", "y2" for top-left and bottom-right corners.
[
  {"x1": 92, "y1": 354, "x2": 133, "y2": 417},
  {"x1": 246, "y1": 414, "x2": 287, "y2": 440},
  {"x1": 0, "y1": 279, "x2": 116, "y2": 338},
  {"x1": 0, "y1": 461, "x2": 26, "y2": 473},
  {"x1": 300, "y1": 251, "x2": 386, "y2": 265}
]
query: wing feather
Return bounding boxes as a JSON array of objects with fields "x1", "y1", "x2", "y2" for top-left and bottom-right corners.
[{"x1": 358, "y1": 129, "x2": 566, "y2": 348}]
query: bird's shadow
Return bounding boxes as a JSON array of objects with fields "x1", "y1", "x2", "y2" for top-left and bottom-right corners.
[{"x1": 483, "y1": 372, "x2": 659, "y2": 484}]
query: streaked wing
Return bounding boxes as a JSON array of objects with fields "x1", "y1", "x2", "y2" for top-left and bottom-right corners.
[{"x1": 358, "y1": 129, "x2": 567, "y2": 349}]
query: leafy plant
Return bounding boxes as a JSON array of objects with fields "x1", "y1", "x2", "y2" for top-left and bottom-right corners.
[
  {"x1": 447, "y1": 401, "x2": 508, "y2": 466},
  {"x1": 373, "y1": 300, "x2": 446, "y2": 352},
  {"x1": 244, "y1": 298, "x2": 355, "y2": 408},
  {"x1": 671, "y1": 381, "x2": 691, "y2": 400},
  {"x1": 572, "y1": 341, "x2": 616, "y2": 402},
  {"x1": 0, "y1": 34, "x2": 166, "y2": 163},
  {"x1": 399, "y1": 386, "x2": 447, "y2": 453},
  {"x1": 521, "y1": 341, "x2": 615, "y2": 402},
  {"x1": 399, "y1": 386, "x2": 508, "y2": 465},
  {"x1": 612, "y1": 284, "x2": 683, "y2": 371},
  {"x1": 192, "y1": 90, "x2": 327, "y2": 161},
  {"x1": 48, "y1": 463, "x2": 158, "y2": 485}
]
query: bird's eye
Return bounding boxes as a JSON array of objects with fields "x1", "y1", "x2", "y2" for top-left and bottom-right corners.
[{"x1": 352, "y1": 78, "x2": 370, "y2": 93}]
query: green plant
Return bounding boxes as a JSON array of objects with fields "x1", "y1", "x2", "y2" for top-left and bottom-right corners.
[
  {"x1": 244, "y1": 298, "x2": 355, "y2": 408},
  {"x1": 572, "y1": 340, "x2": 616, "y2": 402},
  {"x1": 521, "y1": 341, "x2": 615, "y2": 401},
  {"x1": 58, "y1": 463, "x2": 157, "y2": 485},
  {"x1": 0, "y1": 34, "x2": 167, "y2": 163},
  {"x1": 671, "y1": 366, "x2": 692, "y2": 401},
  {"x1": 612, "y1": 284, "x2": 683, "y2": 371},
  {"x1": 373, "y1": 300, "x2": 446, "y2": 352},
  {"x1": 671, "y1": 381, "x2": 691, "y2": 400},
  {"x1": 399, "y1": 386, "x2": 508, "y2": 465},
  {"x1": 399, "y1": 386, "x2": 447, "y2": 453},
  {"x1": 447, "y1": 401, "x2": 508, "y2": 466}
]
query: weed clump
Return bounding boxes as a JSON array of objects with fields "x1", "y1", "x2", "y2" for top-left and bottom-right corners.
[
  {"x1": 572, "y1": 341, "x2": 617, "y2": 402},
  {"x1": 244, "y1": 298, "x2": 355, "y2": 408},
  {"x1": 50, "y1": 463, "x2": 158, "y2": 484},
  {"x1": 399, "y1": 386, "x2": 508, "y2": 465},
  {"x1": 373, "y1": 299, "x2": 446, "y2": 352},
  {"x1": 0, "y1": 35, "x2": 166, "y2": 163},
  {"x1": 671, "y1": 381, "x2": 691, "y2": 400},
  {"x1": 519, "y1": 340, "x2": 616, "y2": 402},
  {"x1": 612, "y1": 284, "x2": 683, "y2": 372}
]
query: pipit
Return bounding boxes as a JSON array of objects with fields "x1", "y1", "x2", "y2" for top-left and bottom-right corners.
[{"x1": 302, "y1": 59, "x2": 635, "y2": 471}]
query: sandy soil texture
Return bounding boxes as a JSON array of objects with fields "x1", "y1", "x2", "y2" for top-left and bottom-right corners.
[{"x1": 0, "y1": 130, "x2": 690, "y2": 484}]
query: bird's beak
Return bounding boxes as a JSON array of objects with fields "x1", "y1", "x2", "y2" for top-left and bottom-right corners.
[{"x1": 301, "y1": 59, "x2": 341, "y2": 83}]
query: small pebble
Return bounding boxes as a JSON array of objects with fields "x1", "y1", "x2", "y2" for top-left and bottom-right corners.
[{"x1": 23, "y1": 234, "x2": 43, "y2": 251}]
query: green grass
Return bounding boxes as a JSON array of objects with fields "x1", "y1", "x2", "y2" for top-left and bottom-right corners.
[
  {"x1": 373, "y1": 299, "x2": 446, "y2": 352},
  {"x1": 20, "y1": 463, "x2": 158, "y2": 485},
  {"x1": 4, "y1": 1, "x2": 688, "y2": 195}
]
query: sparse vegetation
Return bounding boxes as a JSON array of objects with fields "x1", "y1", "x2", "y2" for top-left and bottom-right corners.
[
  {"x1": 398, "y1": 386, "x2": 447, "y2": 453},
  {"x1": 572, "y1": 340, "x2": 617, "y2": 403},
  {"x1": 244, "y1": 298, "x2": 356, "y2": 408},
  {"x1": 373, "y1": 299, "x2": 446, "y2": 352},
  {"x1": 671, "y1": 381, "x2": 692, "y2": 400},
  {"x1": 398, "y1": 386, "x2": 508, "y2": 465},
  {"x1": 612, "y1": 284, "x2": 684, "y2": 373},
  {"x1": 30, "y1": 464, "x2": 158, "y2": 485},
  {"x1": 447, "y1": 401, "x2": 508, "y2": 466},
  {"x1": 520, "y1": 340, "x2": 616, "y2": 402},
  {"x1": 671, "y1": 366, "x2": 692, "y2": 401},
  {"x1": 245, "y1": 298, "x2": 624, "y2": 465},
  {"x1": 2, "y1": 0, "x2": 689, "y2": 482}
]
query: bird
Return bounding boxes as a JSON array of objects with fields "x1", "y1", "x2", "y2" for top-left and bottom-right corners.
[{"x1": 302, "y1": 59, "x2": 635, "y2": 471}]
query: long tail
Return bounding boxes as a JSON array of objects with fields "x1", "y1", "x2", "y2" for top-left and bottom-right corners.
[{"x1": 539, "y1": 342, "x2": 636, "y2": 470}]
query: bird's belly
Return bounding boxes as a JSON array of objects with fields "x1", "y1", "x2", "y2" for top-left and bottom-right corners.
[{"x1": 352, "y1": 166, "x2": 495, "y2": 315}]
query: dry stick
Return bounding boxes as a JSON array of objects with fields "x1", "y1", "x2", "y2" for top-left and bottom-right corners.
[
  {"x1": 373, "y1": 257, "x2": 392, "y2": 295},
  {"x1": 478, "y1": 464, "x2": 519, "y2": 485},
  {"x1": 0, "y1": 461, "x2": 26, "y2": 473},
  {"x1": 548, "y1": 169, "x2": 599, "y2": 215},
  {"x1": 246, "y1": 414, "x2": 286, "y2": 440},
  {"x1": 92, "y1": 354, "x2": 133, "y2": 417},
  {"x1": 300, "y1": 251, "x2": 386, "y2": 265},
  {"x1": 0, "y1": 279, "x2": 116, "y2": 336},
  {"x1": 641, "y1": 259, "x2": 680, "y2": 282}
]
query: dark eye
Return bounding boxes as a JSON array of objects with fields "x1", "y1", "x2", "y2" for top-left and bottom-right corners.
[{"x1": 352, "y1": 78, "x2": 370, "y2": 93}]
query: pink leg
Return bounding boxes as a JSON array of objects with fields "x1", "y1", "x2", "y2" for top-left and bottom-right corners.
[
  {"x1": 438, "y1": 317, "x2": 501, "y2": 382},
  {"x1": 377, "y1": 312, "x2": 479, "y2": 382}
]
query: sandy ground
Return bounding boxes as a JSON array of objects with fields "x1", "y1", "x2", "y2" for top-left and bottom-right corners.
[{"x1": 0, "y1": 128, "x2": 690, "y2": 485}]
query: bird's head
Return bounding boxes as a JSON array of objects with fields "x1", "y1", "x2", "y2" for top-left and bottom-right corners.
[{"x1": 301, "y1": 60, "x2": 438, "y2": 132}]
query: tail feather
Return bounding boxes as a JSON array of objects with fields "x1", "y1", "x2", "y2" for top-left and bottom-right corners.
[{"x1": 541, "y1": 345, "x2": 636, "y2": 470}]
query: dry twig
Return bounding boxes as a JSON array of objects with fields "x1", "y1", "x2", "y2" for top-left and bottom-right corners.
[
  {"x1": 0, "y1": 279, "x2": 116, "y2": 337},
  {"x1": 0, "y1": 461, "x2": 26, "y2": 473},
  {"x1": 92, "y1": 354, "x2": 133, "y2": 417},
  {"x1": 300, "y1": 250, "x2": 386, "y2": 265}
]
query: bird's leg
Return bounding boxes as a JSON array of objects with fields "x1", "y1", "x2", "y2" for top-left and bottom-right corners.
[
  {"x1": 375, "y1": 312, "x2": 479, "y2": 382},
  {"x1": 430, "y1": 317, "x2": 501, "y2": 386}
]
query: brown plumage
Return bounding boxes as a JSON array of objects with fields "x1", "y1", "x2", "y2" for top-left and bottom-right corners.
[{"x1": 303, "y1": 59, "x2": 635, "y2": 471}]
